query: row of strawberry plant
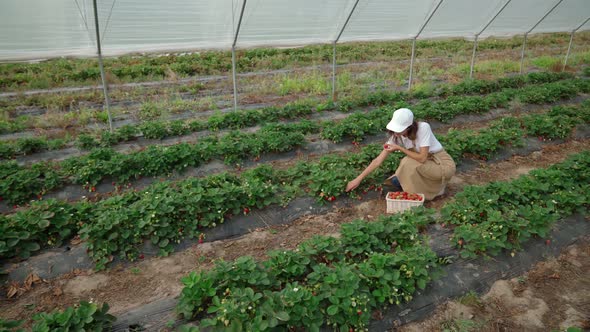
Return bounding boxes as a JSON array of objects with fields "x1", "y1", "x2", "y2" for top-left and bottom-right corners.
[
  {"x1": 0, "y1": 301, "x2": 115, "y2": 332},
  {"x1": 176, "y1": 150, "x2": 590, "y2": 331},
  {"x1": 0, "y1": 71, "x2": 573, "y2": 158},
  {"x1": 309, "y1": 100, "x2": 590, "y2": 201},
  {"x1": 177, "y1": 208, "x2": 438, "y2": 331},
  {"x1": 0, "y1": 121, "x2": 316, "y2": 205},
  {"x1": 1, "y1": 101, "x2": 587, "y2": 266},
  {"x1": 322, "y1": 78, "x2": 590, "y2": 143},
  {"x1": 1, "y1": 78, "x2": 586, "y2": 205},
  {"x1": 443, "y1": 151, "x2": 590, "y2": 258},
  {"x1": 0, "y1": 32, "x2": 577, "y2": 91}
]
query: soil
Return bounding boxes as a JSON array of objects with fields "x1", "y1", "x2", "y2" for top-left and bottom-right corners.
[
  {"x1": 1, "y1": 138, "x2": 589, "y2": 329},
  {"x1": 397, "y1": 236, "x2": 590, "y2": 332}
]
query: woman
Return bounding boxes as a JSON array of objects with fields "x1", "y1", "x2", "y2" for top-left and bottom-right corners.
[{"x1": 345, "y1": 108, "x2": 456, "y2": 200}]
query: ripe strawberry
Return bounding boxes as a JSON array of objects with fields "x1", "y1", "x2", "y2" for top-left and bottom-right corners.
[
  {"x1": 383, "y1": 144, "x2": 389, "y2": 149},
  {"x1": 357, "y1": 310, "x2": 362, "y2": 315},
  {"x1": 90, "y1": 186, "x2": 96, "y2": 192},
  {"x1": 139, "y1": 254, "x2": 145, "y2": 259},
  {"x1": 458, "y1": 239, "x2": 464, "y2": 247},
  {"x1": 243, "y1": 207, "x2": 250, "y2": 215},
  {"x1": 329, "y1": 196, "x2": 336, "y2": 201},
  {"x1": 0, "y1": 196, "x2": 3, "y2": 201},
  {"x1": 545, "y1": 239, "x2": 551, "y2": 245}
]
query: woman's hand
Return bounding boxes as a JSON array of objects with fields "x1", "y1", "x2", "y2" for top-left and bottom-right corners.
[
  {"x1": 346, "y1": 178, "x2": 361, "y2": 192},
  {"x1": 384, "y1": 143, "x2": 401, "y2": 152}
]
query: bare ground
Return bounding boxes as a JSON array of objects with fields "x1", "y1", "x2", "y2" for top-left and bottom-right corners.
[
  {"x1": 1, "y1": 139, "x2": 589, "y2": 329},
  {"x1": 397, "y1": 236, "x2": 590, "y2": 332}
]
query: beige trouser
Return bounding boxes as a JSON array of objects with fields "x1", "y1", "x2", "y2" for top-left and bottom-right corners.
[{"x1": 393, "y1": 150, "x2": 456, "y2": 200}]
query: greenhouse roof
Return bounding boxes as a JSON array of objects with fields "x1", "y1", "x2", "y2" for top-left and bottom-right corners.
[{"x1": 1, "y1": 0, "x2": 589, "y2": 61}]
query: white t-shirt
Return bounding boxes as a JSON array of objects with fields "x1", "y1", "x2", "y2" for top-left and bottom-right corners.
[{"x1": 387, "y1": 122, "x2": 443, "y2": 153}]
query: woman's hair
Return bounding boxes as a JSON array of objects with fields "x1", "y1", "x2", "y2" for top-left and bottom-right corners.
[
  {"x1": 405, "y1": 121, "x2": 418, "y2": 140},
  {"x1": 387, "y1": 121, "x2": 419, "y2": 143}
]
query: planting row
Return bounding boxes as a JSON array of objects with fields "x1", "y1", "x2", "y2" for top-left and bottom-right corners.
[
  {"x1": 175, "y1": 151, "x2": 590, "y2": 331},
  {"x1": 1, "y1": 32, "x2": 583, "y2": 91},
  {"x1": 0, "y1": 71, "x2": 574, "y2": 157},
  {"x1": 0, "y1": 76, "x2": 587, "y2": 206},
  {"x1": 322, "y1": 77, "x2": 587, "y2": 143},
  {"x1": 177, "y1": 209, "x2": 437, "y2": 331},
  {"x1": 0, "y1": 301, "x2": 115, "y2": 332},
  {"x1": 444, "y1": 151, "x2": 590, "y2": 258},
  {"x1": 2, "y1": 150, "x2": 588, "y2": 331},
  {"x1": 1, "y1": 101, "x2": 589, "y2": 268},
  {"x1": 0, "y1": 121, "x2": 316, "y2": 205}
]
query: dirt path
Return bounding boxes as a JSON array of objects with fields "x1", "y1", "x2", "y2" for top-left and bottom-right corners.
[
  {"x1": 398, "y1": 236, "x2": 590, "y2": 332},
  {"x1": 1, "y1": 139, "x2": 589, "y2": 327}
]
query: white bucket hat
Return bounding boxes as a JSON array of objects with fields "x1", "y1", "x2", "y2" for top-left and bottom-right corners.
[{"x1": 386, "y1": 108, "x2": 414, "y2": 133}]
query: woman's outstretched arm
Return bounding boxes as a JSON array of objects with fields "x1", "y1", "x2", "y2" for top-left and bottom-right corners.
[{"x1": 345, "y1": 149, "x2": 390, "y2": 192}]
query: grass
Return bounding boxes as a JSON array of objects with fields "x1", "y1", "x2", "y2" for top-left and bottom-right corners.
[
  {"x1": 532, "y1": 56, "x2": 563, "y2": 71},
  {"x1": 277, "y1": 71, "x2": 331, "y2": 96},
  {"x1": 1, "y1": 31, "x2": 589, "y2": 92},
  {"x1": 440, "y1": 318, "x2": 482, "y2": 332},
  {"x1": 1, "y1": 34, "x2": 589, "y2": 135},
  {"x1": 457, "y1": 291, "x2": 483, "y2": 308}
]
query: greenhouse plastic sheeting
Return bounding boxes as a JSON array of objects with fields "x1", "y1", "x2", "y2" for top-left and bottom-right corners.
[{"x1": 0, "y1": 0, "x2": 589, "y2": 61}]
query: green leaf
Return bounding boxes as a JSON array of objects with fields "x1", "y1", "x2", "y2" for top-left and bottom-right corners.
[
  {"x1": 417, "y1": 279, "x2": 426, "y2": 290},
  {"x1": 159, "y1": 238, "x2": 170, "y2": 248},
  {"x1": 275, "y1": 311, "x2": 290, "y2": 321},
  {"x1": 39, "y1": 211, "x2": 55, "y2": 220},
  {"x1": 23, "y1": 242, "x2": 40, "y2": 252},
  {"x1": 108, "y1": 232, "x2": 118, "y2": 241},
  {"x1": 38, "y1": 220, "x2": 50, "y2": 228},
  {"x1": 327, "y1": 305, "x2": 339, "y2": 316}
]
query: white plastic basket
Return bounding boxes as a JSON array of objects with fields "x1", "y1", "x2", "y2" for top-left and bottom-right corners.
[{"x1": 385, "y1": 192, "x2": 425, "y2": 214}]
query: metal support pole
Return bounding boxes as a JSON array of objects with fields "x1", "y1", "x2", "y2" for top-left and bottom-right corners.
[
  {"x1": 407, "y1": 0, "x2": 444, "y2": 91},
  {"x1": 470, "y1": 0, "x2": 512, "y2": 79},
  {"x1": 519, "y1": 0, "x2": 564, "y2": 74},
  {"x1": 332, "y1": 42, "x2": 337, "y2": 101},
  {"x1": 332, "y1": 0, "x2": 361, "y2": 101},
  {"x1": 563, "y1": 16, "x2": 590, "y2": 71},
  {"x1": 469, "y1": 36, "x2": 478, "y2": 79},
  {"x1": 563, "y1": 31, "x2": 575, "y2": 71},
  {"x1": 92, "y1": 0, "x2": 113, "y2": 132},
  {"x1": 232, "y1": 47, "x2": 238, "y2": 110},
  {"x1": 408, "y1": 38, "x2": 416, "y2": 90},
  {"x1": 231, "y1": 0, "x2": 247, "y2": 111},
  {"x1": 519, "y1": 34, "x2": 528, "y2": 74}
]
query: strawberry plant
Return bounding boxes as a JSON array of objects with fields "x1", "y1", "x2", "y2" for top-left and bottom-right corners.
[
  {"x1": 0, "y1": 199, "x2": 89, "y2": 259},
  {"x1": 177, "y1": 209, "x2": 438, "y2": 330},
  {"x1": 522, "y1": 114, "x2": 578, "y2": 140},
  {"x1": 0, "y1": 319, "x2": 23, "y2": 332},
  {"x1": 445, "y1": 151, "x2": 590, "y2": 258},
  {"x1": 31, "y1": 302, "x2": 115, "y2": 332},
  {"x1": 177, "y1": 271, "x2": 218, "y2": 319},
  {"x1": 0, "y1": 161, "x2": 62, "y2": 204}
]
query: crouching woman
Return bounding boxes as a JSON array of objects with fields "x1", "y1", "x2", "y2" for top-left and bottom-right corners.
[{"x1": 345, "y1": 108, "x2": 456, "y2": 200}]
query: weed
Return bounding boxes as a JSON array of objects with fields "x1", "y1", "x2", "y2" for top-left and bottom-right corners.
[{"x1": 457, "y1": 291, "x2": 482, "y2": 307}]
